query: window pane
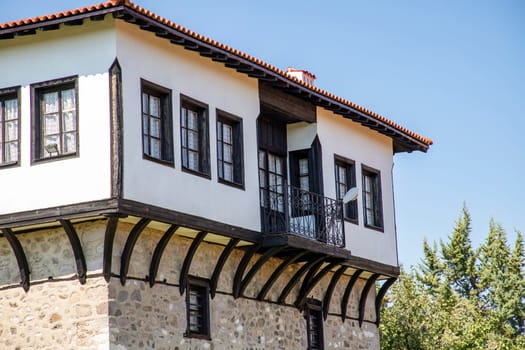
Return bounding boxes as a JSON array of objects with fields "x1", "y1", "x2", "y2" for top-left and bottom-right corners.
[
  {"x1": 188, "y1": 151, "x2": 199, "y2": 170},
  {"x1": 300, "y1": 176, "x2": 309, "y2": 191},
  {"x1": 151, "y1": 139, "x2": 161, "y2": 158},
  {"x1": 63, "y1": 132, "x2": 76, "y2": 153},
  {"x1": 5, "y1": 120, "x2": 18, "y2": 141},
  {"x1": 44, "y1": 114, "x2": 59, "y2": 135},
  {"x1": 43, "y1": 92, "x2": 59, "y2": 113},
  {"x1": 223, "y1": 124, "x2": 232, "y2": 143},
  {"x1": 143, "y1": 115, "x2": 149, "y2": 135},
  {"x1": 188, "y1": 110, "x2": 198, "y2": 130},
  {"x1": 61, "y1": 89, "x2": 75, "y2": 111},
  {"x1": 223, "y1": 164, "x2": 233, "y2": 182},
  {"x1": 299, "y1": 158, "x2": 308, "y2": 176},
  {"x1": 217, "y1": 121, "x2": 222, "y2": 141},
  {"x1": 150, "y1": 118, "x2": 160, "y2": 137},
  {"x1": 150, "y1": 96, "x2": 160, "y2": 117},
  {"x1": 223, "y1": 144, "x2": 232, "y2": 162},
  {"x1": 143, "y1": 137, "x2": 149, "y2": 154},
  {"x1": 217, "y1": 142, "x2": 223, "y2": 161},
  {"x1": 62, "y1": 111, "x2": 76, "y2": 132},
  {"x1": 188, "y1": 130, "x2": 199, "y2": 151},
  {"x1": 181, "y1": 108, "x2": 187, "y2": 127},
  {"x1": 258, "y1": 151, "x2": 266, "y2": 169},
  {"x1": 275, "y1": 157, "x2": 282, "y2": 174},
  {"x1": 5, "y1": 99, "x2": 17, "y2": 120},
  {"x1": 268, "y1": 154, "x2": 275, "y2": 172},
  {"x1": 142, "y1": 93, "x2": 149, "y2": 114},
  {"x1": 5, "y1": 142, "x2": 17, "y2": 162}
]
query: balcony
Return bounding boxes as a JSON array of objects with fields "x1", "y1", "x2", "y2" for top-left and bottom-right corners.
[{"x1": 260, "y1": 184, "x2": 345, "y2": 248}]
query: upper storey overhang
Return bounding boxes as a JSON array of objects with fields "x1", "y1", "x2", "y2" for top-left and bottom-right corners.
[{"x1": 0, "y1": 0, "x2": 432, "y2": 154}]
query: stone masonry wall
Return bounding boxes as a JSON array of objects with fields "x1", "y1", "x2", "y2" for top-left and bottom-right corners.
[{"x1": 1, "y1": 219, "x2": 380, "y2": 349}]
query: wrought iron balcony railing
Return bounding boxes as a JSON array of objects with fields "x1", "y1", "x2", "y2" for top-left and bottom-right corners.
[{"x1": 260, "y1": 184, "x2": 345, "y2": 248}]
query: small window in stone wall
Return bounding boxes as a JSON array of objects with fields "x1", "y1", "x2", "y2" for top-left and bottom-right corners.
[
  {"x1": 185, "y1": 276, "x2": 211, "y2": 339},
  {"x1": 305, "y1": 299, "x2": 324, "y2": 350}
]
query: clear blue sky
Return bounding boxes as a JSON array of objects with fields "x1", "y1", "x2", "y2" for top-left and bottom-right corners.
[{"x1": 2, "y1": 0, "x2": 523, "y2": 269}]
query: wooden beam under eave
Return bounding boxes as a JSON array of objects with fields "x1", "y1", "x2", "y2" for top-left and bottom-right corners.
[
  {"x1": 119, "y1": 218, "x2": 151, "y2": 286},
  {"x1": 59, "y1": 219, "x2": 87, "y2": 284},
  {"x1": 149, "y1": 225, "x2": 178, "y2": 287},
  {"x1": 179, "y1": 231, "x2": 207, "y2": 295},
  {"x1": 232, "y1": 243, "x2": 261, "y2": 298},
  {"x1": 1, "y1": 228, "x2": 30, "y2": 292},
  {"x1": 358, "y1": 273, "x2": 380, "y2": 327},
  {"x1": 210, "y1": 238, "x2": 240, "y2": 299},
  {"x1": 375, "y1": 277, "x2": 397, "y2": 326},
  {"x1": 277, "y1": 255, "x2": 326, "y2": 305},
  {"x1": 340, "y1": 269, "x2": 363, "y2": 322},
  {"x1": 322, "y1": 265, "x2": 348, "y2": 320}
]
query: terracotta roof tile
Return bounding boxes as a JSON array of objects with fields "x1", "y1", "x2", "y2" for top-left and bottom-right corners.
[{"x1": 0, "y1": 0, "x2": 432, "y2": 148}]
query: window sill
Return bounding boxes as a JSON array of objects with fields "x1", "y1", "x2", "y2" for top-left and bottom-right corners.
[
  {"x1": 142, "y1": 154, "x2": 174, "y2": 167},
  {"x1": 344, "y1": 217, "x2": 359, "y2": 225},
  {"x1": 218, "y1": 178, "x2": 245, "y2": 190},
  {"x1": 364, "y1": 223, "x2": 384, "y2": 233},
  {"x1": 182, "y1": 166, "x2": 211, "y2": 180},
  {"x1": 32, "y1": 152, "x2": 78, "y2": 165},
  {"x1": 0, "y1": 161, "x2": 20, "y2": 169},
  {"x1": 183, "y1": 332, "x2": 211, "y2": 341}
]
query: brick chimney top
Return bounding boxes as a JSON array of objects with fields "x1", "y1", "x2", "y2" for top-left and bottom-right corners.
[{"x1": 285, "y1": 67, "x2": 316, "y2": 86}]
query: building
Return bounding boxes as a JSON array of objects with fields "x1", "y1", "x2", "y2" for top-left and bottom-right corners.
[{"x1": 0, "y1": 1, "x2": 432, "y2": 349}]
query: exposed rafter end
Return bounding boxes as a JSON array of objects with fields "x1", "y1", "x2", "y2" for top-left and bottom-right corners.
[
  {"x1": 179, "y1": 231, "x2": 207, "y2": 295},
  {"x1": 119, "y1": 218, "x2": 151, "y2": 286},
  {"x1": 59, "y1": 219, "x2": 87, "y2": 284},
  {"x1": 358, "y1": 273, "x2": 380, "y2": 327},
  {"x1": 63, "y1": 19, "x2": 83, "y2": 26},
  {"x1": 1, "y1": 228, "x2": 30, "y2": 292},
  {"x1": 375, "y1": 277, "x2": 396, "y2": 326},
  {"x1": 149, "y1": 225, "x2": 178, "y2": 287},
  {"x1": 232, "y1": 243, "x2": 261, "y2": 298}
]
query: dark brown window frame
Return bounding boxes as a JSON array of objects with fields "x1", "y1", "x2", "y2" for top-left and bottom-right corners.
[
  {"x1": 31, "y1": 76, "x2": 79, "y2": 164},
  {"x1": 184, "y1": 276, "x2": 211, "y2": 340},
  {"x1": 180, "y1": 94, "x2": 210, "y2": 179},
  {"x1": 216, "y1": 109, "x2": 244, "y2": 189},
  {"x1": 361, "y1": 165, "x2": 384, "y2": 231},
  {"x1": 0, "y1": 86, "x2": 21, "y2": 168},
  {"x1": 305, "y1": 299, "x2": 324, "y2": 350},
  {"x1": 140, "y1": 79, "x2": 174, "y2": 166},
  {"x1": 334, "y1": 154, "x2": 358, "y2": 224}
]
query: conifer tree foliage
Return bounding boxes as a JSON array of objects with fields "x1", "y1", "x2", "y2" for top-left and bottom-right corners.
[{"x1": 380, "y1": 205, "x2": 525, "y2": 350}]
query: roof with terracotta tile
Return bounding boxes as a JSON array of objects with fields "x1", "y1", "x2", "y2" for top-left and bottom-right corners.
[{"x1": 0, "y1": 0, "x2": 432, "y2": 152}]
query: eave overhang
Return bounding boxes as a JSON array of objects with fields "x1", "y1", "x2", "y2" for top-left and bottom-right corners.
[{"x1": 0, "y1": 1, "x2": 432, "y2": 153}]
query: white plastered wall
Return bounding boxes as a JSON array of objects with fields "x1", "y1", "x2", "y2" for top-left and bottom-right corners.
[
  {"x1": 0, "y1": 20, "x2": 116, "y2": 214},
  {"x1": 316, "y1": 108, "x2": 398, "y2": 266},
  {"x1": 115, "y1": 21, "x2": 261, "y2": 231}
]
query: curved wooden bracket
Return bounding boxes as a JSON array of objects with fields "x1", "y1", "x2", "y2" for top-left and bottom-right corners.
[
  {"x1": 298, "y1": 259, "x2": 326, "y2": 299},
  {"x1": 232, "y1": 243, "x2": 261, "y2": 298},
  {"x1": 322, "y1": 265, "x2": 348, "y2": 320},
  {"x1": 237, "y1": 245, "x2": 285, "y2": 297},
  {"x1": 1, "y1": 228, "x2": 30, "y2": 292},
  {"x1": 179, "y1": 231, "x2": 207, "y2": 295},
  {"x1": 340, "y1": 269, "x2": 363, "y2": 322},
  {"x1": 295, "y1": 261, "x2": 341, "y2": 308},
  {"x1": 59, "y1": 220, "x2": 87, "y2": 284},
  {"x1": 257, "y1": 250, "x2": 308, "y2": 301},
  {"x1": 103, "y1": 216, "x2": 120, "y2": 282},
  {"x1": 277, "y1": 255, "x2": 326, "y2": 305},
  {"x1": 210, "y1": 238, "x2": 240, "y2": 299},
  {"x1": 148, "y1": 224, "x2": 178, "y2": 287},
  {"x1": 119, "y1": 218, "x2": 150, "y2": 286},
  {"x1": 358, "y1": 273, "x2": 379, "y2": 327},
  {"x1": 375, "y1": 277, "x2": 397, "y2": 326}
]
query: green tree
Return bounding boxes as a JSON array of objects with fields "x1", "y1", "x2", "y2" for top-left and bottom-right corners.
[{"x1": 380, "y1": 206, "x2": 525, "y2": 350}]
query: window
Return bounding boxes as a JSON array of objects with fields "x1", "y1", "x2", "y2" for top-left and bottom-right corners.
[
  {"x1": 32, "y1": 77, "x2": 78, "y2": 161},
  {"x1": 305, "y1": 300, "x2": 324, "y2": 350},
  {"x1": 180, "y1": 95, "x2": 209, "y2": 177},
  {"x1": 362, "y1": 166, "x2": 383, "y2": 230},
  {"x1": 216, "y1": 110, "x2": 243, "y2": 187},
  {"x1": 259, "y1": 150, "x2": 285, "y2": 213},
  {"x1": 185, "y1": 277, "x2": 211, "y2": 339},
  {"x1": 0, "y1": 87, "x2": 20, "y2": 166},
  {"x1": 334, "y1": 156, "x2": 358, "y2": 223},
  {"x1": 141, "y1": 80, "x2": 173, "y2": 164}
]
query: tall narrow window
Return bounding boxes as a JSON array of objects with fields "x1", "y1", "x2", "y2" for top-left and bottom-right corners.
[
  {"x1": 362, "y1": 166, "x2": 383, "y2": 230},
  {"x1": 32, "y1": 77, "x2": 78, "y2": 161},
  {"x1": 185, "y1": 277, "x2": 211, "y2": 339},
  {"x1": 335, "y1": 156, "x2": 357, "y2": 223},
  {"x1": 259, "y1": 150, "x2": 285, "y2": 213},
  {"x1": 0, "y1": 87, "x2": 20, "y2": 166},
  {"x1": 181, "y1": 95, "x2": 209, "y2": 177},
  {"x1": 305, "y1": 300, "x2": 324, "y2": 350},
  {"x1": 216, "y1": 110, "x2": 243, "y2": 187},
  {"x1": 141, "y1": 80, "x2": 173, "y2": 164}
]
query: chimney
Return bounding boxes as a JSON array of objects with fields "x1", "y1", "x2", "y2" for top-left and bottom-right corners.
[{"x1": 285, "y1": 67, "x2": 316, "y2": 86}]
